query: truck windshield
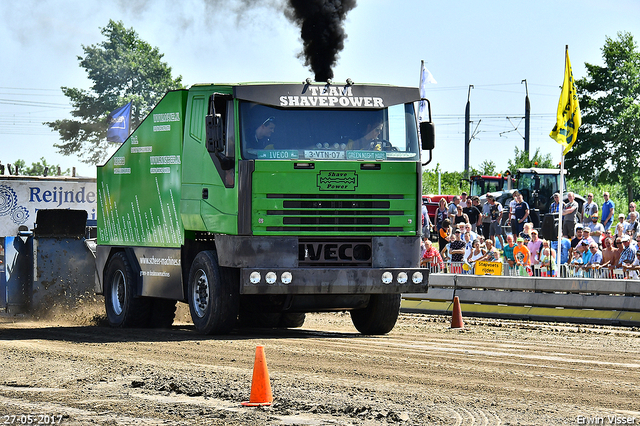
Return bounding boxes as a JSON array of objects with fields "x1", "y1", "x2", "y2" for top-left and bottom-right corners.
[
  {"x1": 239, "y1": 101, "x2": 420, "y2": 161},
  {"x1": 470, "y1": 177, "x2": 506, "y2": 196}
]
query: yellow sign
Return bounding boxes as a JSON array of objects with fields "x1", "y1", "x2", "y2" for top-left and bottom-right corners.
[{"x1": 475, "y1": 261, "x2": 503, "y2": 276}]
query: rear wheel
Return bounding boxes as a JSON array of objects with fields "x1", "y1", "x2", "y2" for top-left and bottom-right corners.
[
  {"x1": 279, "y1": 313, "x2": 306, "y2": 328},
  {"x1": 188, "y1": 251, "x2": 239, "y2": 334},
  {"x1": 104, "y1": 252, "x2": 151, "y2": 327},
  {"x1": 350, "y1": 294, "x2": 401, "y2": 335}
]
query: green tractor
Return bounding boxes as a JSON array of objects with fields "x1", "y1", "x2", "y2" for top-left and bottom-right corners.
[{"x1": 481, "y1": 168, "x2": 585, "y2": 238}]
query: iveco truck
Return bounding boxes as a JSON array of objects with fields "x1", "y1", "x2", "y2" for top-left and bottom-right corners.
[{"x1": 96, "y1": 82, "x2": 435, "y2": 335}]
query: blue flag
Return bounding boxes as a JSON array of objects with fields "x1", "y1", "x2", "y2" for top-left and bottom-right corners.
[{"x1": 106, "y1": 102, "x2": 132, "y2": 143}]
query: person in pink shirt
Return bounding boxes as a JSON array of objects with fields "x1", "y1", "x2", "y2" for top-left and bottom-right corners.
[{"x1": 527, "y1": 229, "x2": 542, "y2": 265}]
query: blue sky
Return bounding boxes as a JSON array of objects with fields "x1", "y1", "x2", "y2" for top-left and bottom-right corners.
[{"x1": 1, "y1": 0, "x2": 639, "y2": 178}]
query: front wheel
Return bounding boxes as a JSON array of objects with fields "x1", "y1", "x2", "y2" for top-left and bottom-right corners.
[
  {"x1": 188, "y1": 251, "x2": 239, "y2": 334},
  {"x1": 104, "y1": 252, "x2": 151, "y2": 327},
  {"x1": 350, "y1": 294, "x2": 401, "y2": 335}
]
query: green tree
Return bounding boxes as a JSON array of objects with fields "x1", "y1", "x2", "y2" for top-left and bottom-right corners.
[
  {"x1": 506, "y1": 147, "x2": 555, "y2": 172},
  {"x1": 566, "y1": 31, "x2": 640, "y2": 203},
  {"x1": 566, "y1": 178, "x2": 626, "y2": 218},
  {"x1": 10, "y1": 158, "x2": 70, "y2": 176},
  {"x1": 46, "y1": 20, "x2": 183, "y2": 164},
  {"x1": 422, "y1": 163, "x2": 466, "y2": 195},
  {"x1": 472, "y1": 160, "x2": 497, "y2": 176}
]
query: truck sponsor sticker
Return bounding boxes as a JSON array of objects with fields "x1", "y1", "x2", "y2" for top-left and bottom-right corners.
[
  {"x1": 346, "y1": 151, "x2": 386, "y2": 161},
  {"x1": 278, "y1": 86, "x2": 384, "y2": 108},
  {"x1": 0, "y1": 180, "x2": 96, "y2": 236},
  {"x1": 317, "y1": 171, "x2": 358, "y2": 191},
  {"x1": 257, "y1": 150, "x2": 299, "y2": 160}
]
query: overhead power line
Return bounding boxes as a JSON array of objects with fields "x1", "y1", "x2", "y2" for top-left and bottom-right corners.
[{"x1": 0, "y1": 99, "x2": 70, "y2": 109}]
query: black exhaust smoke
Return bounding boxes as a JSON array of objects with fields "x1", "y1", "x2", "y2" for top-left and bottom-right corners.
[{"x1": 284, "y1": 0, "x2": 357, "y2": 82}]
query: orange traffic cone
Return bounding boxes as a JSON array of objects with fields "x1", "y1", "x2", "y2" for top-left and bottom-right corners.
[
  {"x1": 241, "y1": 345, "x2": 273, "y2": 406},
  {"x1": 450, "y1": 296, "x2": 464, "y2": 329}
]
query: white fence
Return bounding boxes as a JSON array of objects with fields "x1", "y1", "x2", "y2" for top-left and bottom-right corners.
[
  {"x1": 421, "y1": 261, "x2": 635, "y2": 280},
  {"x1": 407, "y1": 261, "x2": 640, "y2": 326}
]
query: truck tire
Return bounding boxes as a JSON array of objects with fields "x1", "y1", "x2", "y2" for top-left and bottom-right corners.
[
  {"x1": 350, "y1": 294, "x2": 401, "y2": 335},
  {"x1": 279, "y1": 313, "x2": 306, "y2": 328},
  {"x1": 104, "y1": 252, "x2": 151, "y2": 328},
  {"x1": 149, "y1": 298, "x2": 176, "y2": 328},
  {"x1": 188, "y1": 250, "x2": 239, "y2": 335}
]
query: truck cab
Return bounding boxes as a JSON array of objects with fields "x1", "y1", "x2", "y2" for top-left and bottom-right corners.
[{"x1": 96, "y1": 82, "x2": 435, "y2": 335}]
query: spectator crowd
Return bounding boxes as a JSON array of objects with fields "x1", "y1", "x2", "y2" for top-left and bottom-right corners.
[{"x1": 420, "y1": 191, "x2": 640, "y2": 278}]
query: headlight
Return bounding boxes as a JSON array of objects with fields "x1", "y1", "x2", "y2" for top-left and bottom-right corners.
[
  {"x1": 250, "y1": 271, "x2": 261, "y2": 284},
  {"x1": 412, "y1": 271, "x2": 424, "y2": 284},
  {"x1": 381, "y1": 271, "x2": 393, "y2": 284},
  {"x1": 265, "y1": 272, "x2": 277, "y2": 285},
  {"x1": 397, "y1": 272, "x2": 408, "y2": 284},
  {"x1": 281, "y1": 271, "x2": 292, "y2": 284}
]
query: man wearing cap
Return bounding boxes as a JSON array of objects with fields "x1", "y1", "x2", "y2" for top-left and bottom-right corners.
[
  {"x1": 601, "y1": 192, "x2": 615, "y2": 231},
  {"x1": 582, "y1": 193, "x2": 598, "y2": 228},
  {"x1": 549, "y1": 193, "x2": 565, "y2": 215},
  {"x1": 527, "y1": 230, "x2": 542, "y2": 265},
  {"x1": 513, "y1": 237, "x2": 531, "y2": 267},
  {"x1": 581, "y1": 227, "x2": 597, "y2": 247},
  {"x1": 617, "y1": 235, "x2": 635, "y2": 267},
  {"x1": 584, "y1": 242, "x2": 603, "y2": 272}
]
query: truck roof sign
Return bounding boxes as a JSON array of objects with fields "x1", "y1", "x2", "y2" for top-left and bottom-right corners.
[{"x1": 233, "y1": 84, "x2": 420, "y2": 109}]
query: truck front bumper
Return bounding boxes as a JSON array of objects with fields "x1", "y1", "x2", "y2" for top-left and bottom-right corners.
[{"x1": 240, "y1": 268, "x2": 428, "y2": 295}]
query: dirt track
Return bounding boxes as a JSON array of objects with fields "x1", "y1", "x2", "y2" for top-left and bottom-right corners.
[{"x1": 1, "y1": 301, "x2": 639, "y2": 425}]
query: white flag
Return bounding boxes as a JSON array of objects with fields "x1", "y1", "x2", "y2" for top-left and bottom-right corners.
[{"x1": 418, "y1": 60, "x2": 437, "y2": 122}]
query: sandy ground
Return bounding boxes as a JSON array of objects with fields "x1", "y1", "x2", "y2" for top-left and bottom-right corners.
[{"x1": 1, "y1": 299, "x2": 639, "y2": 425}]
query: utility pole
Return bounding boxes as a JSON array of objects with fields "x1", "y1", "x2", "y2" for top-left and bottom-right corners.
[
  {"x1": 522, "y1": 79, "x2": 530, "y2": 156},
  {"x1": 464, "y1": 85, "x2": 474, "y2": 176}
]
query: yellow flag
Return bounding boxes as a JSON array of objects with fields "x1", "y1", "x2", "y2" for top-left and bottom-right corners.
[{"x1": 550, "y1": 48, "x2": 581, "y2": 155}]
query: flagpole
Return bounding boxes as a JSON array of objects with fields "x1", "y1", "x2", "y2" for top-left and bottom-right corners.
[
  {"x1": 556, "y1": 45, "x2": 568, "y2": 273},
  {"x1": 557, "y1": 146, "x2": 564, "y2": 272}
]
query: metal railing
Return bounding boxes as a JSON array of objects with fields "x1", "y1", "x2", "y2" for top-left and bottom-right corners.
[{"x1": 420, "y1": 260, "x2": 638, "y2": 280}]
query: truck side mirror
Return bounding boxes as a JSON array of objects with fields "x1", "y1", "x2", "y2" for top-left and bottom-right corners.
[
  {"x1": 206, "y1": 113, "x2": 223, "y2": 153},
  {"x1": 420, "y1": 121, "x2": 435, "y2": 151}
]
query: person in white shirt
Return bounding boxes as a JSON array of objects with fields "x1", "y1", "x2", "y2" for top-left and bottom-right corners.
[
  {"x1": 463, "y1": 231, "x2": 474, "y2": 261},
  {"x1": 464, "y1": 223, "x2": 478, "y2": 241},
  {"x1": 582, "y1": 193, "x2": 598, "y2": 228},
  {"x1": 627, "y1": 250, "x2": 640, "y2": 279},
  {"x1": 587, "y1": 214, "x2": 604, "y2": 240},
  {"x1": 459, "y1": 192, "x2": 470, "y2": 209},
  {"x1": 624, "y1": 211, "x2": 639, "y2": 239}
]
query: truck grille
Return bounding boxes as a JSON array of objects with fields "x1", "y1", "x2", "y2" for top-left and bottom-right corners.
[{"x1": 265, "y1": 194, "x2": 405, "y2": 232}]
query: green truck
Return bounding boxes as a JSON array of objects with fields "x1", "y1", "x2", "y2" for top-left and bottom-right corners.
[{"x1": 96, "y1": 82, "x2": 435, "y2": 335}]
